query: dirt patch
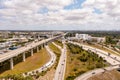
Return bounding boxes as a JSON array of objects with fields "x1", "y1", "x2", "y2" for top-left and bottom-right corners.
[{"x1": 88, "y1": 70, "x2": 120, "y2": 80}]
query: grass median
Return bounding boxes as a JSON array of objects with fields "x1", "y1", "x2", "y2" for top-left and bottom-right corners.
[
  {"x1": 48, "y1": 43, "x2": 61, "y2": 69},
  {"x1": 48, "y1": 43, "x2": 61, "y2": 56},
  {"x1": 54, "y1": 40, "x2": 63, "y2": 48}
]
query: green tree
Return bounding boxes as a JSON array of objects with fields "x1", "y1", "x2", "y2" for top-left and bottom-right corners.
[{"x1": 106, "y1": 36, "x2": 112, "y2": 44}]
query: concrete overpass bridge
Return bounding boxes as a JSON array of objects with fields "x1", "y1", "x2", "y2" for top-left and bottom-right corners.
[{"x1": 0, "y1": 35, "x2": 62, "y2": 71}]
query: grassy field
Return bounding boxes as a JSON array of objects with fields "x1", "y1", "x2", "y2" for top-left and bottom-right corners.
[
  {"x1": 0, "y1": 48, "x2": 50, "y2": 77},
  {"x1": 65, "y1": 43, "x2": 109, "y2": 80},
  {"x1": 54, "y1": 40, "x2": 63, "y2": 48},
  {"x1": 49, "y1": 43, "x2": 61, "y2": 56},
  {"x1": 88, "y1": 69, "x2": 120, "y2": 80}
]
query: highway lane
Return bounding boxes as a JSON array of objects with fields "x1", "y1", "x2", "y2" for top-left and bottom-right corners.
[
  {"x1": 75, "y1": 65, "x2": 119, "y2": 80},
  {"x1": 93, "y1": 43, "x2": 120, "y2": 56},
  {"x1": 52, "y1": 42, "x2": 62, "y2": 50},
  {"x1": 24, "y1": 45, "x2": 56, "y2": 76},
  {"x1": 53, "y1": 40, "x2": 67, "y2": 80},
  {"x1": 0, "y1": 36, "x2": 61, "y2": 63},
  {"x1": 68, "y1": 41, "x2": 120, "y2": 80},
  {"x1": 84, "y1": 47, "x2": 120, "y2": 65}
]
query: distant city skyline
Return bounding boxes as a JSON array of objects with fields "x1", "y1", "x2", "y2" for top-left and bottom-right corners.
[{"x1": 0, "y1": 0, "x2": 120, "y2": 30}]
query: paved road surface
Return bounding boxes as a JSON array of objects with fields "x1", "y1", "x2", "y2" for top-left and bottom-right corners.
[
  {"x1": 53, "y1": 40, "x2": 67, "y2": 80},
  {"x1": 0, "y1": 36, "x2": 60, "y2": 63}
]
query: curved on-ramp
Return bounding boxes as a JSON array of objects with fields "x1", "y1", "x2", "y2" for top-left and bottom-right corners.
[{"x1": 23, "y1": 45, "x2": 56, "y2": 76}]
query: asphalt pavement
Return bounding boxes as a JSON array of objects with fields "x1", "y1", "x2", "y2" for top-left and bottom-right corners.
[{"x1": 53, "y1": 40, "x2": 67, "y2": 80}]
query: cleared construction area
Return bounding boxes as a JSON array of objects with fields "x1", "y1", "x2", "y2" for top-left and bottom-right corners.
[{"x1": 88, "y1": 69, "x2": 120, "y2": 80}]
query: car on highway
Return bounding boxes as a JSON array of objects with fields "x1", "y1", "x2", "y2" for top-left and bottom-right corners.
[
  {"x1": 92, "y1": 72, "x2": 95, "y2": 74},
  {"x1": 0, "y1": 51, "x2": 4, "y2": 54},
  {"x1": 9, "y1": 47, "x2": 17, "y2": 50},
  {"x1": 59, "y1": 72, "x2": 61, "y2": 74},
  {"x1": 61, "y1": 63, "x2": 64, "y2": 65}
]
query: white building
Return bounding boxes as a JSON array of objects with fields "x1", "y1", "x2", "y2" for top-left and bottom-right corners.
[
  {"x1": 91, "y1": 37, "x2": 105, "y2": 43},
  {"x1": 75, "y1": 33, "x2": 91, "y2": 40},
  {"x1": 75, "y1": 33, "x2": 105, "y2": 43}
]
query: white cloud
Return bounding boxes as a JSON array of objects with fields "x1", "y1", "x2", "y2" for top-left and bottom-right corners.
[
  {"x1": 82, "y1": 0, "x2": 120, "y2": 17},
  {"x1": 0, "y1": 0, "x2": 120, "y2": 30}
]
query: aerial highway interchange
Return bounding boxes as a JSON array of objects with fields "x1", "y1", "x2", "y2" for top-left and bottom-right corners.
[{"x1": 0, "y1": 32, "x2": 120, "y2": 80}]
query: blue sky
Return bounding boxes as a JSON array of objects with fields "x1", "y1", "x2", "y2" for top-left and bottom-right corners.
[
  {"x1": 0, "y1": 0, "x2": 120, "y2": 30},
  {"x1": 64, "y1": 0, "x2": 85, "y2": 10},
  {"x1": 94, "y1": 8, "x2": 102, "y2": 14}
]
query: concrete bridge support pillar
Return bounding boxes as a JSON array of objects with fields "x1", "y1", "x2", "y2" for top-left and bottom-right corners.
[
  {"x1": 10, "y1": 58, "x2": 14, "y2": 70},
  {"x1": 23, "y1": 52, "x2": 26, "y2": 62},
  {"x1": 31, "y1": 49, "x2": 33, "y2": 56},
  {"x1": 41, "y1": 44, "x2": 44, "y2": 49},
  {"x1": 43, "y1": 44, "x2": 45, "y2": 48},
  {"x1": 37, "y1": 46, "x2": 39, "y2": 52},
  {"x1": 40, "y1": 45, "x2": 42, "y2": 49}
]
